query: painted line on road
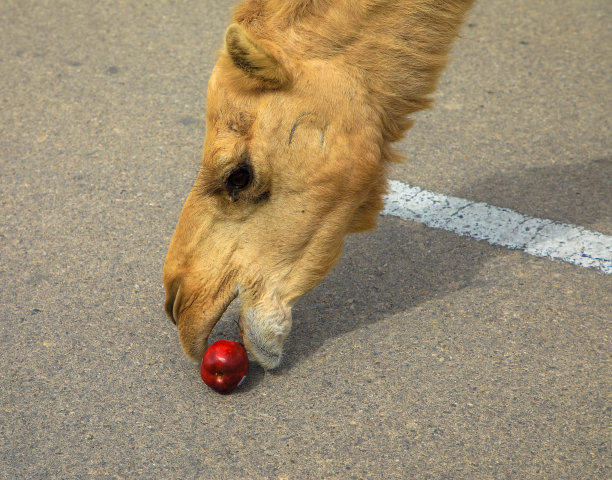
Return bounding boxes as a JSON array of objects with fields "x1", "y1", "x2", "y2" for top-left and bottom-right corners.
[{"x1": 382, "y1": 180, "x2": 612, "y2": 274}]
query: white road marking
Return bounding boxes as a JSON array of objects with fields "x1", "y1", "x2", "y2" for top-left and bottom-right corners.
[{"x1": 382, "y1": 180, "x2": 612, "y2": 274}]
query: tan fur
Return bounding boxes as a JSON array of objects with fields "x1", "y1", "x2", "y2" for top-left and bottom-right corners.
[{"x1": 163, "y1": 0, "x2": 474, "y2": 369}]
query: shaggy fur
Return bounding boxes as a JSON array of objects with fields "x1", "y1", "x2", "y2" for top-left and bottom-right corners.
[{"x1": 163, "y1": 0, "x2": 474, "y2": 369}]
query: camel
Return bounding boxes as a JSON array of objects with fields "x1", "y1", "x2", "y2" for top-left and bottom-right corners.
[{"x1": 163, "y1": 0, "x2": 475, "y2": 369}]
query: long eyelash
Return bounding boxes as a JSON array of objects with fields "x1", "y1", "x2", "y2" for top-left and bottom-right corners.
[{"x1": 193, "y1": 170, "x2": 225, "y2": 198}]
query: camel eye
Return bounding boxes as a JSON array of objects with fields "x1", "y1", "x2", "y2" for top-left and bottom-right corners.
[{"x1": 225, "y1": 164, "x2": 251, "y2": 194}]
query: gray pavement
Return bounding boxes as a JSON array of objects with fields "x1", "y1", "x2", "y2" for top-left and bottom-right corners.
[{"x1": 1, "y1": 1, "x2": 610, "y2": 479}]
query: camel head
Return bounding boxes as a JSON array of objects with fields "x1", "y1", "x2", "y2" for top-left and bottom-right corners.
[
  {"x1": 163, "y1": 24, "x2": 387, "y2": 369},
  {"x1": 163, "y1": 0, "x2": 474, "y2": 369}
]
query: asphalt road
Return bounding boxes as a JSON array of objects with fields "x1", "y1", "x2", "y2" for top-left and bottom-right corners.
[{"x1": 1, "y1": 1, "x2": 610, "y2": 479}]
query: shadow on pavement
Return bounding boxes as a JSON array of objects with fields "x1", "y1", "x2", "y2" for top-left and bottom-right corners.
[
  {"x1": 458, "y1": 157, "x2": 611, "y2": 232},
  {"x1": 284, "y1": 216, "x2": 496, "y2": 370}
]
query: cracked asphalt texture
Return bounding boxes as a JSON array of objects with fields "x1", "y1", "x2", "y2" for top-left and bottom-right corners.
[{"x1": 1, "y1": 1, "x2": 610, "y2": 478}]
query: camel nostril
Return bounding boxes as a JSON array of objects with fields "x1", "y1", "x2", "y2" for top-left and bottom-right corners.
[
  {"x1": 164, "y1": 294, "x2": 177, "y2": 325},
  {"x1": 164, "y1": 277, "x2": 182, "y2": 326}
]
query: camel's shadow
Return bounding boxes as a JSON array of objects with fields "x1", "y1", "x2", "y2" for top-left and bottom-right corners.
[{"x1": 282, "y1": 215, "x2": 493, "y2": 371}]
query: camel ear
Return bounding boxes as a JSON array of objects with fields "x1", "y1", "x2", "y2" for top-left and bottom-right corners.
[{"x1": 224, "y1": 24, "x2": 291, "y2": 88}]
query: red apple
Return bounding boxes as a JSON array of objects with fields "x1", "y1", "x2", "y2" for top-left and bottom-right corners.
[{"x1": 200, "y1": 340, "x2": 249, "y2": 394}]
